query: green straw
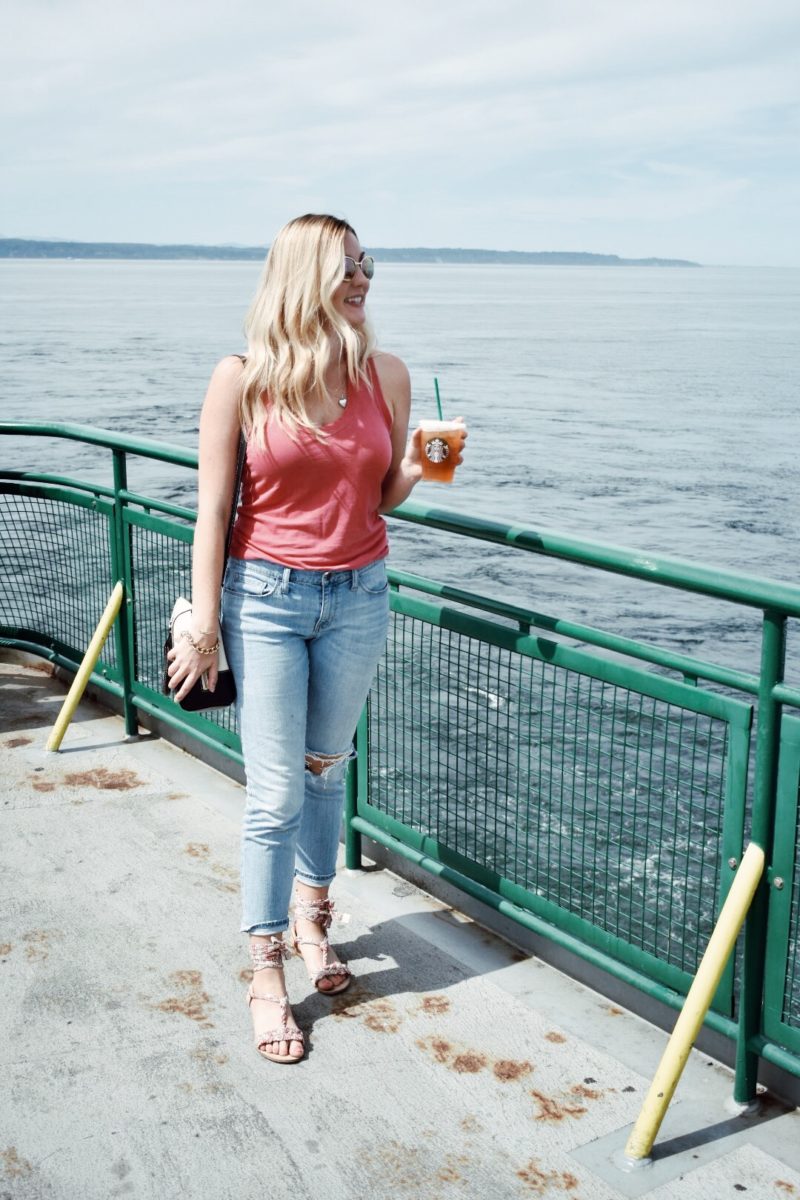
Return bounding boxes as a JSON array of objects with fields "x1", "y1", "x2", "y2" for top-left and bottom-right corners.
[{"x1": 434, "y1": 376, "x2": 443, "y2": 420}]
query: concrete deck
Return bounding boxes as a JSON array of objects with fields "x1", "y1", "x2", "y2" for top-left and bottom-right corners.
[{"x1": 2, "y1": 655, "x2": 799, "y2": 1200}]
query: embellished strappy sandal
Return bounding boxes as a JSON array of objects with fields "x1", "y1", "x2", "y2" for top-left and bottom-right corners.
[
  {"x1": 247, "y1": 936, "x2": 305, "y2": 1064},
  {"x1": 290, "y1": 896, "x2": 353, "y2": 996}
]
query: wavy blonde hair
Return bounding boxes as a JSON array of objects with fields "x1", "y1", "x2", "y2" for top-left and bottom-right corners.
[{"x1": 240, "y1": 213, "x2": 376, "y2": 446}]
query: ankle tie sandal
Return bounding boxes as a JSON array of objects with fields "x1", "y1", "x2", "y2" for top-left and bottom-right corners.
[
  {"x1": 247, "y1": 936, "x2": 305, "y2": 1064},
  {"x1": 290, "y1": 896, "x2": 353, "y2": 996}
]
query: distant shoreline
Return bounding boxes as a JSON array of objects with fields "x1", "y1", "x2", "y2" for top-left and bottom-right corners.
[{"x1": 0, "y1": 238, "x2": 700, "y2": 268}]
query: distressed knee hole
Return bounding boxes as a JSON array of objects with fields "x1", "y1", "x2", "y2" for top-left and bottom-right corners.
[{"x1": 304, "y1": 747, "x2": 355, "y2": 780}]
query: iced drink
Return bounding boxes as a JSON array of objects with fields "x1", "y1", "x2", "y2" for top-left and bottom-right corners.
[{"x1": 419, "y1": 419, "x2": 465, "y2": 484}]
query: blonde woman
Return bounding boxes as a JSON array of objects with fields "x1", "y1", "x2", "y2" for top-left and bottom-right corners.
[{"x1": 168, "y1": 214, "x2": 466, "y2": 1064}]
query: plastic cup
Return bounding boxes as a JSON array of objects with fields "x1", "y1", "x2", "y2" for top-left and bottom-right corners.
[{"x1": 419, "y1": 419, "x2": 465, "y2": 484}]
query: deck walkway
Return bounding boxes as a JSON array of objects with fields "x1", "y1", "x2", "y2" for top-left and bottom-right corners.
[{"x1": 2, "y1": 654, "x2": 800, "y2": 1200}]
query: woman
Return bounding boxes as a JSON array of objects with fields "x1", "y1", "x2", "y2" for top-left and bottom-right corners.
[{"x1": 167, "y1": 214, "x2": 465, "y2": 1064}]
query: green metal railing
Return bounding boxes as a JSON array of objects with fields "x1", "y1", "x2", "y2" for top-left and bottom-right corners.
[{"x1": 2, "y1": 421, "x2": 799, "y2": 1100}]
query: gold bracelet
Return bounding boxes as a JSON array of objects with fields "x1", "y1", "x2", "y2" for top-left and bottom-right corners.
[{"x1": 179, "y1": 630, "x2": 219, "y2": 655}]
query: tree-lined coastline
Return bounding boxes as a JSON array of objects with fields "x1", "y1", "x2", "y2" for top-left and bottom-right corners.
[{"x1": 0, "y1": 238, "x2": 700, "y2": 267}]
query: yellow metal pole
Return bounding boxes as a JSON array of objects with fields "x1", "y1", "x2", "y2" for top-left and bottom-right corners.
[
  {"x1": 624, "y1": 841, "x2": 765, "y2": 1164},
  {"x1": 46, "y1": 581, "x2": 125, "y2": 753}
]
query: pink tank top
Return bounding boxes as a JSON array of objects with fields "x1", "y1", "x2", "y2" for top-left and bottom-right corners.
[{"x1": 229, "y1": 359, "x2": 393, "y2": 569}]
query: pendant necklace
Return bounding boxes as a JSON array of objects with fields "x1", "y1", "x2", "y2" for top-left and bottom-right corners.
[{"x1": 327, "y1": 362, "x2": 347, "y2": 408}]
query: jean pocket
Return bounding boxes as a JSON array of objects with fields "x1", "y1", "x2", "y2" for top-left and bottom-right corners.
[
  {"x1": 223, "y1": 560, "x2": 282, "y2": 598},
  {"x1": 356, "y1": 559, "x2": 389, "y2": 595}
]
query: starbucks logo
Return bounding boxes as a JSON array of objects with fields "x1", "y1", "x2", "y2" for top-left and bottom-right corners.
[{"x1": 424, "y1": 437, "x2": 450, "y2": 464}]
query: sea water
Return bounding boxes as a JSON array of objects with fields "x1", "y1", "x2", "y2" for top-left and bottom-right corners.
[{"x1": 1, "y1": 258, "x2": 799, "y2": 678}]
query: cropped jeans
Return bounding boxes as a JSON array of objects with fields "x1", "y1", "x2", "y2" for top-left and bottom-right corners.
[{"x1": 220, "y1": 555, "x2": 390, "y2": 936}]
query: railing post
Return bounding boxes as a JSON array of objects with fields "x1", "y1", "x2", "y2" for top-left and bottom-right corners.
[
  {"x1": 345, "y1": 708, "x2": 368, "y2": 870},
  {"x1": 111, "y1": 449, "x2": 138, "y2": 737},
  {"x1": 734, "y1": 608, "x2": 786, "y2": 1103}
]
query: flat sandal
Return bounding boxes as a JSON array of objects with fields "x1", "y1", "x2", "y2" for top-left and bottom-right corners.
[
  {"x1": 246, "y1": 986, "x2": 305, "y2": 1064},
  {"x1": 247, "y1": 935, "x2": 305, "y2": 1064},
  {"x1": 290, "y1": 896, "x2": 353, "y2": 996}
]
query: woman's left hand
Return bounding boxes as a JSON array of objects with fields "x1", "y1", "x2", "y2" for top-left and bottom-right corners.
[{"x1": 166, "y1": 634, "x2": 219, "y2": 703}]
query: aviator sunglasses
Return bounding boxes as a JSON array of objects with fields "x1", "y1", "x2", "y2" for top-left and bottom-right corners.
[{"x1": 343, "y1": 254, "x2": 375, "y2": 281}]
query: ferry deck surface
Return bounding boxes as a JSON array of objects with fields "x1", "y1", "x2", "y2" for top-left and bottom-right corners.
[{"x1": 2, "y1": 654, "x2": 799, "y2": 1200}]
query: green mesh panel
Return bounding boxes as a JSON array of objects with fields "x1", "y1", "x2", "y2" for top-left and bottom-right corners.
[
  {"x1": 782, "y1": 774, "x2": 800, "y2": 1030},
  {"x1": 368, "y1": 612, "x2": 730, "y2": 978},
  {"x1": 0, "y1": 492, "x2": 117, "y2": 671},
  {"x1": 129, "y1": 522, "x2": 239, "y2": 737}
]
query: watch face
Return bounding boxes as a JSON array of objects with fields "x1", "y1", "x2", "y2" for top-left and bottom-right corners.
[{"x1": 424, "y1": 437, "x2": 450, "y2": 464}]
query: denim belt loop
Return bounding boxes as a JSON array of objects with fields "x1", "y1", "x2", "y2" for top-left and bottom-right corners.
[
  {"x1": 281, "y1": 567, "x2": 291, "y2": 594},
  {"x1": 350, "y1": 567, "x2": 359, "y2": 591}
]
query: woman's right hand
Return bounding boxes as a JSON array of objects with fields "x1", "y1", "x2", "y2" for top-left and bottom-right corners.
[{"x1": 167, "y1": 632, "x2": 219, "y2": 703}]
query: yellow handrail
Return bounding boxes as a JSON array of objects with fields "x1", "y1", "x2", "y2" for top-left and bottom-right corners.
[
  {"x1": 46, "y1": 581, "x2": 125, "y2": 752},
  {"x1": 624, "y1": 841, "x2": 765, "y2": 1163}
]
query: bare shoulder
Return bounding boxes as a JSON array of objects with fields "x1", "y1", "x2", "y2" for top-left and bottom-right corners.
[
  {"x1": 370, "y1": 350, "x2": 410, "y2": 390},
  {"x1": 210, "y1": 354, "x2": 246, "y2": 386},
  {"x1": 201, "y1": 356, "x2": 245, "y2": 433}
]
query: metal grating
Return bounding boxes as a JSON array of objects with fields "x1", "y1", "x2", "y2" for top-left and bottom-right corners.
[
  {"x1": 129, "y1": 522, "x2": 239, "y2": 736},
  {"x1": 0, "y1": 492, "x2": 117, "y2": 670},
  {"x1": 368, "y1": 613, "x2": 730, "y2": 979},
  {"x1": 782, "y1": 773, "x2": 800, "y2": 1030}
]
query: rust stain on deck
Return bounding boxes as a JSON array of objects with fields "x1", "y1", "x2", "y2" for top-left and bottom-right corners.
[
  {"x1": 153, "y1": 970, "x2": 214, "y2": 1028},
  {"x1": 0, "y1": 943, "x2": 12, "y2": 957},
  {"x1": 363, "y1": 998, "x2": 402, "y2": 1034},
  {"x1": 1, "y1": 1147, "x2": 33, "y2": 1178},
  {"x1": 605, "y1": 1005, "x2": 624, "y2": 1016},
  {"x1": 23, "y1": 930, "x2": 60, "y2": 962},
  {"x1": 331, "y1": 985, "x2": 402, "y2": 1032},
  {"x1": 570, "y1": 1083, "x2": 603, "y2": 1100},
  {"x1": 517, "y1": 1158, "x2": 579, "y2": 1194},
  {"x1": 63, "y1": 768, "x2": 142, "y2": 791},
  {"x1": 4, "y1": 736, "x2": 32, "y2": 748},
  {"x1": 415, "y1": 1036, "x2": 453, "y2": 1064},
  {"x1": 546, "y1": 1030, "x2": 567, "y2": 1044},
  {"x1": 190, "y1": 1042, "x2": 229, "y2": 1066},
  {"x1": 417, "y1": 1036, "x2": 531, "y2": 1083},
  {"x1": 775, "y1": 1183, "x2": 798, "y2": 1195},
  {"x1": 494, "y1": 1059, "x2": 533, "y2": 1083},
  {"x1": 210, "y1": 862, "x2": 239, "y2": 893},
  {"x1": 30, "y1": 778, "x2": 56, "y2": 793},
  {"x1": 362, "y1": 1139, "x2": 425, "y2": 1193},
  {"x1": 419, "y1": 993, "x2": 451, "y2": 1016},
  {"x1": 452, "y1": 1051, "x2": 488, "y2": 1074},
  {"x1": 530, "y1": 1089, "x2": 588, "y2": 1122},
  {"x1": 363, "y1": 1141, "x2": 471, "y2": 1194},
  {"x1": 436, "y1": 1152, "x2": 470, "y2": 1183},
  {"x1": 185, "y1": 843, "x2": 210, "y2": 859}
]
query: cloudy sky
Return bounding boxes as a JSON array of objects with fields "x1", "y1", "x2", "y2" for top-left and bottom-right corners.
[{"x1": 2, "y1": 0, "x2": 799, "y2": 265}]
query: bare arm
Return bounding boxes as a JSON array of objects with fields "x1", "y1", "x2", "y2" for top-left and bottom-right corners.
[
  {"x1": 373, "y1": 353, "x2": 421, "y2": 513},
  {"x1": 167, "y1": 356, "x2": 243, "y2": 701},
  {"x1": 374, "y1": 353, "x2": 466, "y2": 513}
]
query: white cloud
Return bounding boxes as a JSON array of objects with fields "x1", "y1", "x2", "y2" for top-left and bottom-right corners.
[{"x1": 1, "y1": 0, "x2": 799, "y2": 262}]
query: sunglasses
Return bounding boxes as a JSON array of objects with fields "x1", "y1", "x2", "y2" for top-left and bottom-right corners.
[{"x1": 343, "y1": 254, "x2": 375, "y2": 281}]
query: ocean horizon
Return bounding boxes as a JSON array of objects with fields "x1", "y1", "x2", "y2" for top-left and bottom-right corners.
[{"x1": 2, "y1": 257, "x2": 798, "y2": 678}]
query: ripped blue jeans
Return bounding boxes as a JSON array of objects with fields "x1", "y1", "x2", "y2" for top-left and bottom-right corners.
[{"x1": 221, "y1": 555, "x2": 390, "y2": 935}]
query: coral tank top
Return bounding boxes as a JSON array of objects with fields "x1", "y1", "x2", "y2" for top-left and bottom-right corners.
[{"x1": 229, "y1": 359, "x2": 393, "y2": 569}]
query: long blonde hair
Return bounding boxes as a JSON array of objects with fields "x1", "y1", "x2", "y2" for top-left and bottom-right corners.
[{"x1": 240, "y1": 214, "x2": 376, "y2": 445}]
